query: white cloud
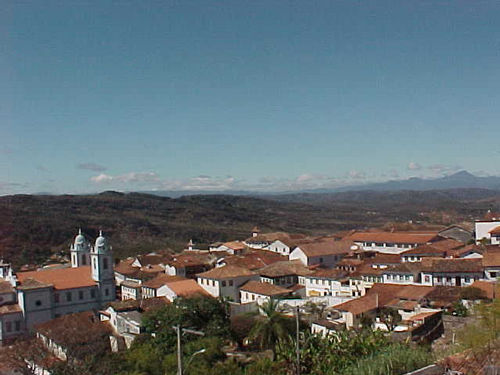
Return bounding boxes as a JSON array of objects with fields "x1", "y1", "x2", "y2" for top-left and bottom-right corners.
[
  {"x1": 90, "y1": 172, "x2": 159, "y2": 184},
  {"x1": 407, "y1": 162, "x2": 422, "y2": 171},
  {"x1": 348, "y1": 170, "x2": 366, "y2": 179},
  {"x1": 427, "y1": 164, "x2": 461, "y2": 176}
]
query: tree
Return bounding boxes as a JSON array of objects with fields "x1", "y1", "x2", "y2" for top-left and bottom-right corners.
[
  {"x1": 377, "y1": 307, "x2": 402, "y2": 332},
  {"x1": 249, "y1": 298, "x2": 293, "y2": 355}
]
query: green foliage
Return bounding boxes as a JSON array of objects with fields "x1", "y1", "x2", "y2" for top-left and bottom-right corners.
[
  {"x1": 456, "y1": 298, "x2": 500, "y2": 355},
  {"x1": 276, "y1": 329, "x2": 391, "y2": 375},
  {"x1": 340, "y1": 343, "x2": 433, "y2": 375},
  {"x1": 451, "y1": 301, "x2": 468, "y2": 317},
  {"x1": 248, "y1": 299, "x2": 294, "y2": 354},
  {"x1": 377, "y1": 307, "x2": 402, "y2": 331}
]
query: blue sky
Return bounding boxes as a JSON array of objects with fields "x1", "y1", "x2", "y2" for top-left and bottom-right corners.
[{"x1": 2, "y1": 1, "x2": 500, "y2": 194}]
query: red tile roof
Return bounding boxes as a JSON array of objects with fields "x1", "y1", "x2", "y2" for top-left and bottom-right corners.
[
  {"x1": 470, "y1": 280, "x2": 498, "y2": 299},
  {"x1": 295, "y1": 240, "x2": 355, "y2": 257},
  {"x1": 240, "y1": 280, "x2": 291, "y2": 296},
  {"x1": 420, "y1": 258, "x2": 483, "y2": 273},
  {"x1": 166, "y1": 279, "x2": 210, "y2": 298},
  {"x1": 400, "y1": 245, "x2": 446, "y2": 257},
  {"x1": 17, "y1": 266, "x2": 96, "y2": 290},
  {"x1": 482, "y1": 249, "x2": 500, "y2": 267},
  {"x1": 258, "y1": 260, "x2": 313, "y2": 278},
  {"x1": 142, "y1": 274, "x2": 186, "y2": 289},
  {"x1": 222, "y1": 250, "x2": 285, "y2": 270},
  {"x1": 197, "y1": 265, "x2": 256, "y2": 279},
  {"x1": 350, "y1": 231, "x2": 440, "y2": 244}
]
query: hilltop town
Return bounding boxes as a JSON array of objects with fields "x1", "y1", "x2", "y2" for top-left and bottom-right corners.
[{"x1": 0, "y1": 210, "x2": 499, "y2": 374}]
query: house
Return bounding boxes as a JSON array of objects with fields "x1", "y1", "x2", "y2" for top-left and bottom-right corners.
[
  {"x1": 311, "y1": 319, "x2": 345, "y2": 336},
  {"x1": 239, "y1": 281, "x2": 291, "y2": 305},
  {"x1": 0, "y1": 230, "x2": 116, "y2": 342},
  {"x1": 438, "y1": 225, "x2": 473, "y2": 243},
  {"x1": 381, "y1": 263, "x2": 422, "y2": 285},
  {"x1": 218, "y1": 250, "x2": 285, "y2": 270},
  {"x1": 448, "y1": 244, "x2": 484, "y2": 259},
  {"x1": 211, "y1": 241, "x2": 247, "y2": 255},
  {"x1": 420, "y1": 258, "x2": 483, "y2": 287},
  {"x1": 244, "y1": 232, "x2": 308, "y2": 251},
  {"x1": 289, "y1": 240, "x2": 355, "y2": 267},
  {"x1": 141, "y1": 274, "x2": 186, "y2": 298},
  {"x1": 349, "y1": 231, "x2": 441, "y2": 254},
  {"x1": 488, "y1": 226, "x2": 500, "y2": 245},
  {"x1": 154, "y1": 279, "x2": 209, "y2": 302},
  {"x1": 474, "y1": 211, "x2": 500, "y2": 244},
  {"x1": 197, "y1": 265, "x2": 259, "y2": 302},
  {"x1": 257, "y1": 260, "x2": 313, "y2": 287},
  {"x1": 165, "y1": 252, "x2": 216, "y2": 278},
  {"x1": 305, "y1": 268, "x2": 365, "y2": 297},
  {"x1": 35, "y1": 311, "x2": 112, "y2": 362},
  {"x1": 482, "y1": 249, "x2": 500, "y2": 280},
  {"x1": 400, "y1": 245, "x2": 447, "y2": 263}
]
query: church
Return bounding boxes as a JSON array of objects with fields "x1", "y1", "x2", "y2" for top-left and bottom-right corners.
[{"x1": 0, "y1": 230, "x2": 116, "y2": 342}]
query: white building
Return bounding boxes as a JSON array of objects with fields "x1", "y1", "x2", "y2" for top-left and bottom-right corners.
[
  {"x1": 482, "y1": 250, "x2": 500, "y2": 280},
  {"x1": 419, "y1": 258, "x2": 483, "y2": 287},
  {"x1": 0, "y1": 230, "x2": 116, "y2": 342},
  {"x1": 350, "y1": 232, "x2": 440, "y2": 254},
  {"x1": 289, "y1": 240, "x2": 354, "y2": 267},
  {"x1": 197, "y1": 265, "x2": 259, "y2": 302},
  {"x1": 239, "y1": 280, "x2": 291, "y2": 305},
  {"x1": 475, "y1": 212, "x2": 500, "y2": 244}
]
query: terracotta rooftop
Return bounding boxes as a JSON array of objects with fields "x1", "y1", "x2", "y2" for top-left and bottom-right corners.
[
  {"x1": 386, "y1": 299, "x2": 418, "y2": 311},
  {"x1": 482, "y1": 249, "x2": 500, "y2": 267},
  {"x1": 470, "y1": 280, "x2": 498, "y2": 299},
  {"x1": 334, "y1": 284, "x2": 406, "y2": 315},
  {"x1": 258, "y1": 260, "x2": 313, "y2": 278},
  {"x1": 142, "y1": 274, "x2": 186, "y2": 289},
  {"x1": 420, "y1": 258, "x2": 483, "y2": 273},
  {"x1": 35, "y1": 311, "x2": 112, "y2": 355},
  {"x1": 197, "y1": 264, "x2": 256, "y2": 279},
  {"x1": 114, "y1": 258, "x2": 137, "y2": 276},
  {"x1": 0, "y1": 280, "x2": 14, "y2": 294},
  {"x1": 350, "y1": 231, "x2": 440, "y2": 244},
  {"x1": 135, "y1": 252, "x2": 172, "y2": 266},
  {"x1": 167, "y1": 252, "x2": 215, "y2": 268},
  {"x1": 430, "y1": 238, "x2": 465, "y2": 251},
  {"x1": 17, "y1": 266, "x2": 96, "y2": 290},
  {"x1": 400, "y1": 245, "x2": 446, "y2": 257},
  {"x1": 0, "y1": 303, "x2": 22, "y2": 315},
  {"x1": 222, "y1": 250, "x2": 285, "y2": 270},
  {"x1": 394, "y1": 285, "x2": 435, "y2": 301},
  {"x1": 448, "y1": 244, "x2": 484, "y2": 258},
  {"x1": 240, "y1": 280, "x2": 291, "y2": 296},
  {"x1": 221, "y1": 241, "x2": 247, "y2": 251},
  {"x1": 107, "y1": 296, "x2": 169, "y2": 312},
  {"x1": 166, "y1": 279, "x2": 209, "y2": 298},
  {"x1": 383, "y1": 262, "x2": 422, "y2": 275},
  {"x1": 295, "y1": 240, "x2": 356, "y2": 257}
]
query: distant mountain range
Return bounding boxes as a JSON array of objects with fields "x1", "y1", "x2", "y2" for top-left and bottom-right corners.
[{"x1": 140, "y1": 171, "x2": 500, "y2": 198}]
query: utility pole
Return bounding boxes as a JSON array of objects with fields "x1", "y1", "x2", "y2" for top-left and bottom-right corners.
[
  {"x1": 176, "y1": 325, "x2": 182, "y2": 375},
  {"x1": 296, "y1": 305, "x2": 300, "y2": 375},
  {"x1": 172, "y1": 325, "x2": 205, "y2": 375}
]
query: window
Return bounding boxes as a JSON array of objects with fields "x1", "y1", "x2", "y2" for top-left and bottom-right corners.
[
  {"x1": 35, "y1": 300, "x2": 42, "y2": 306},
  {"x1": 54, "y1": 293, "x2": 60, "y2": 303},
  {"x1": 82, "y1": 256, "x2": 87, "y2": 265},
  {"x1": 91, "y1": 289, "x2": 96, "y2": 298},
  {"x1": 103, "y1": 257, "x2": 108, "y2": 270},
  {"x1": 229, "y1": 280, "x2": 233, "y2": 286},
  {"x1": 79, "y1": 290, "x2": 84, "y2": 300},
  {"x1": 66, "y1": 292, "x2": 72, "y2": 302},
  {"x1": 221, "y1": 281, "x2": 226, "y2": 287},
  {"x1": 319, "y1": 257, "x2": 324, "y2": 263},
  {"x1": 6, "y1": 322, "x2": 12, "y2": 332},
  {"x1": 105, "y1": 288, "x2": 109, "y2": 296},
  {"x1": 93, "y1": 259, "x2": 97, "y2": 270},
  {"x1": 14, "y1": 320, "x2": 20, "y2": 331}
]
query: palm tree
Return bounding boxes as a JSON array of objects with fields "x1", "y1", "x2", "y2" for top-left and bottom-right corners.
[{"x1": 249, "y1": 298, "x2": 291, "y2": 355}]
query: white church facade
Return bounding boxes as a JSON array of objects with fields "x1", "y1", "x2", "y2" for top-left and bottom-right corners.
[{"x1": 0, "y1": 230, "x2": 116, "y2": 342}]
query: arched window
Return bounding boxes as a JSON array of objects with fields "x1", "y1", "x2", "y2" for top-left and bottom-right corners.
[{"x1": 103, "y1": 257, "x2": 108, "y2": 270}]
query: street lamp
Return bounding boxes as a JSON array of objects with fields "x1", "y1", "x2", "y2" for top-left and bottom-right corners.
[
  {"x1": 173, "y1": 325, "x2": 205, "y2": 375},
  {"x1": 184, "y1": 348, "x2": 206, "y2": 374}
]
